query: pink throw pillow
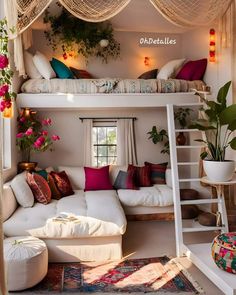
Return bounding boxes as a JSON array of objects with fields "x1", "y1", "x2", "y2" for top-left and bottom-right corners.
[
  {"x1": 175, "y1": 58, "x2": 207, "y2": 81},
  {"x1": 84, "y1": 166, "x2": 113, "y2": 191},
  {"x1": 27, "y1": 173, "x2": 51, "y2": 204}
]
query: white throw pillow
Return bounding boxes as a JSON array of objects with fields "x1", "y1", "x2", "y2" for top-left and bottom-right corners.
[
  {"x1": 157, "y1": 58, "x2": 186, "y2": 80},
  {"x1": 10, "y1": 172, "x2": 34, "y2": 208},
  {"x1": 24, "y1": 51, "x2": 42, "y2": 79},
  {"x1": 33, "y1": 51, "x2": 56, "y2": 80}
]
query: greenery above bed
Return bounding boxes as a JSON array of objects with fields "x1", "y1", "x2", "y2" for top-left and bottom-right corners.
[{"x1": 44, "y1": 5, "x2": 120, "y2": 63}]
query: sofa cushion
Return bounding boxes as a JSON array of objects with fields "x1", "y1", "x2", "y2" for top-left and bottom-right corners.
[
  {"x1": 144, "y1": 162, "x2": 168, "y2": 184},
  {"x1": 3, "y1": 183, "x2": 18, "y2": 222},
  {"x1": 50, "y1": 171, "x2": 74, "y2": 197},
  {"x1": 118, "y1": 185, "x2": 173, "y2": 207},
  {"x1": 27, "y1": 173, "x2": 52, "y2": 205},
  {"x1": 58, "y1": 166, "x2": 85, "y2": 189},
  {"x1": 128, "y1": 164, "x2": 151, "y2": 187},
  {"x1": 3, "y1": 190, "x2": 127, "y2": 238},
  {"x1": 113, "y1": 170, "x2": 137, "y2": 190},
  {"x1": 10, "y1": 172, "x2": 34, "y2": 208},
  {"x1": 84, "y1": 166, "x2": 113, "y2": 191},
  {"x1": 47, "y1": 174, "x2": 62, "y2": 200}
]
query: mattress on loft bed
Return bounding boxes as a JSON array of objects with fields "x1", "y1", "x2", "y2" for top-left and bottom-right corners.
[{"x1": 21, "y1": 78, "x2": 205, "y2": 94}]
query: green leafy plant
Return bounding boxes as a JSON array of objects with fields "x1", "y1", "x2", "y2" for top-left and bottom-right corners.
[
  {"x1": 174, "y1": 108, "x2": 193, "y2": 129},
  {"x1": 189, "y1": 81, "x2": 236, "y2": 161},
  {"x1": 147, "y1": 126, "x2": 169, "y2": 154},
  {"x1": 43, "y1": 6, "x2": 120, "y2": 63},
  {"x1": 16, "y1": 112, "x2": 60, "y2": 162},
  {"x1": 0, "y1": 18, "x2": 16, "y2": 113}
]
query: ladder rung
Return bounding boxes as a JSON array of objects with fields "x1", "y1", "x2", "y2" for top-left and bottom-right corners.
[
  {"x1": 177, "y1": 162, "x2": 199, "y2": 166},
  {"x1": 176, "y1": 145, "x2": 205, "y2": 149},
  {"x1": 175, "y1": 129, "x2": 200, "y2": 132},
  {"x1": 182, "y1": 220, "x2": 225, "y2": 233},
  {"x1": 180, "y1": 199, "x2": 221, "y2": 205},
  {"x1": 179, "y1": 178, "x2": 200, "y2": 182}
]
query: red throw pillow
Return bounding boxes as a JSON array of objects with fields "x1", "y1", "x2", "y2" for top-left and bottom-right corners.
[
  {"x1": 50, "y1": 171, "x2": 74, "y2": 197},
  {"x1": 128, "y1": 164, "x2": 152, "y2": 187},
  {"x1": 144, "y1": 162, "x2": 168, "y2": 185},
  {"x1": 27, "y1": 173, "x2": 51, "y2": 205},
  {"x1": 175, "y1": 58, "x2": 207, "y2": 81},
  {"x1": 47, "y1": 174, "x2": 62, "y2": 200},
  {"x1": 84, "y1": 166, "x2": 113, "y2": 191}
]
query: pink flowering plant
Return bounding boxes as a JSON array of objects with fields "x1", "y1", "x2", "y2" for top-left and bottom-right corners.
[
  {"x1": 0, "y1": 19, "x2": 16, "y2": 112},
  {"x1": 16, "y1": 112, "x2": 60, "y2": 162}
]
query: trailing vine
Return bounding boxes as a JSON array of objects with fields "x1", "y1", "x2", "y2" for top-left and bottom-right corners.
[{"x1": 43, "y1": 5, "x2": 120, "y2": 63}]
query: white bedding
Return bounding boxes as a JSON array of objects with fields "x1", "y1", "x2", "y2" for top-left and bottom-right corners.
[
  {"x1": 21, "y1": 78, "x2": 205, "y2": 94},
  {"x1": 117, "y1": 185, "x2": 173, "y2": 207}
]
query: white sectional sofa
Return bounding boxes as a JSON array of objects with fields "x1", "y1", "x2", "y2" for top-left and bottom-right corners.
[{"x1": 3, "y1": 165, "x2": 173, "y2": 262}]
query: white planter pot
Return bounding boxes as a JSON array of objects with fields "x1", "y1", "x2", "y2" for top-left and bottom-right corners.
[{"x1": 203, "y1": 160, "x2": 235, "y2": 182}]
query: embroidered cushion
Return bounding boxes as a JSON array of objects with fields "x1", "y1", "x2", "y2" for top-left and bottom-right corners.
[
  {"x1": 27, "y1": 173, "x2": 51, "y2": 205},
  {"x1": 212, "y1": 232, "x2": 236, "y2": 274},
  {"x1": 113, "y1": 170, "x2": 137, "y2": 190},
  {"x1": 175, "y1": 58, "x2": 207, "y2": 81},
  {"x1": 47, "y1": 174, "x2": 62, "y2": 200},
  {"x1": 128, "y1": 165, "x2": 151, "y2": 187},
  {"x1": 144, "y1": 162, "x2": 168, "y2": 184},
  {"x1": 138, "y1": 69, "x2": 158, "y2": 79},
  {"x1": 84, "y1": 166, "x2": 113, "y2": 191},
  {"x1": 51, "y1": 58, "x2": 74, "y2": 79},
  {"x1": 49, "y1": 171, "x2": 74, "y2": 197}
]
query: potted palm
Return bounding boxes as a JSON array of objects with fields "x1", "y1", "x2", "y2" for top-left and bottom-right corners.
[{"x1": 190, "y1": 81, "x2": 236, "y2": 181}]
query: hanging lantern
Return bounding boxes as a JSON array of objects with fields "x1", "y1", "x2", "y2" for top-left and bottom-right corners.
[
  {"x1": 2, "y1": 102, "x2": 14, "y2": 119},
  {"x1": 209, "y1": 29, "x2": 216, "y2": 62},
  {"x1": 144, "y1": 56, "x2": 150, "y2": 66}
]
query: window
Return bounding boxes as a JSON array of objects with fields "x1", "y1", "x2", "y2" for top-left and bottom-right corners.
[{"x1": 92, "y1": 126, "x2": 117, "y2": 167}]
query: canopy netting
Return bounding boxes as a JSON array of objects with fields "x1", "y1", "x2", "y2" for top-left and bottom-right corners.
[{"x1": 3, "y1": 0, "x2": 233, "y2": 75}]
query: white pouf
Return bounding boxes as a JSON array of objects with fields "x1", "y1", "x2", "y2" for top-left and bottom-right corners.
[{"x1": 4, "y1": 236, "x2": 48, "y2": 291}]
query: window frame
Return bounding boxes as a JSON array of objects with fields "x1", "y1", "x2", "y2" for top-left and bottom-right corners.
[{"x1": 92, "y1": 122, "x2": 117, "y2": 167}]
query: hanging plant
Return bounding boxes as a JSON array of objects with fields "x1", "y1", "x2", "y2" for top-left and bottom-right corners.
[
  {"x1": 0, "y1": 18, "x2": 16, "y2": 116},
  {"x1": 43, "y1": 6, "x2": 120, "y2": 63}
]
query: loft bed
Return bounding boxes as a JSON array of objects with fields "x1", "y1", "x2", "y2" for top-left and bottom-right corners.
[{"x1": 17, "y1": 78, "x2": 204, "y2": 109}]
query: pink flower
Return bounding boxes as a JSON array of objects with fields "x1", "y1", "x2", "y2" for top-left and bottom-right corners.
[
  {"x1": 16, "y1": 132, "x2": 24, "y2": 138},
  {"x1": 42, "y1": 118, "x2": 52, "y2": 126},
  {"x1": 33, "y1": 136, "x2": 45, "y2": 149},
  {"x1": 52, "y1": 135, "x2": 60, "y2": 141},
  {"x1": 0, "y1": 55, "x2": 9, "y2": 69},
  {"x1": 5, "y1": 100, "x2": 11, "y2": 108},
  {"x1": 25, "y1": 128, "x2": 33, "y2": 136},
  {"x1": 41, "y1": 130, "x2": 48, "y2": 136},
  {"x1": 0, "y1": 85, "x2": 9, "y2": 97},
  {"x1": 19, "y1": 116, "x2": 26, "y2": 123},
  {"x1": 0, "y1": 100, "x2": 6, "y2": 112}
]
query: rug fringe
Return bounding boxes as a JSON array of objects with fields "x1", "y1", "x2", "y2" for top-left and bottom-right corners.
[{"x1": 170, "y1": 258, "x2": 205, "y2": 294}]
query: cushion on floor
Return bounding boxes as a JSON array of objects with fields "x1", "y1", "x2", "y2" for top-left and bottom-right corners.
[
  {"x1": 180, "y1": 188, "x2": 199, "y2": 200},
  {"x1": 181, "y1": 205, "x2": 199, "y2": 219}
]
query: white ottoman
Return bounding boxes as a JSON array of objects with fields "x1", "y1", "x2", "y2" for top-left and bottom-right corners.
[{"x1": 4, "y1": 236, "x2": 48, "y2": 291}]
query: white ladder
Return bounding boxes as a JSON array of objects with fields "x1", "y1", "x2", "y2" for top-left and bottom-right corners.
[{"x1": 166, "y1": 103, "x2": 229, "y2": 257}]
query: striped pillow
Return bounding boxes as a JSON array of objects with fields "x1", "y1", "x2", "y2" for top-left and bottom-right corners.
[
  {"x1": 128, "y1": 164, "x2": 152, "y2": 187},
  {"x1": 144, "y1": 162, "x2": 168, "y2": 184},
  {"x1": 27, "y1": 173, "x2": 51, "y2": 204},
  {"x1": 113, "y1": 170, "x2": 137, "y2": 190}
]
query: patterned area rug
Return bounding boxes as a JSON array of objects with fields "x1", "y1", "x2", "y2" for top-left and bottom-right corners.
[{"x1": 27, "y1": 256, "x2": 203, "y2": 294}]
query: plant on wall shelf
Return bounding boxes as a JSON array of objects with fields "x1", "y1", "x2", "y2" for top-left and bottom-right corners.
[
  {"x1": 43, "y1": 5, "x2": 120, "y2": 63},
  {"x1": 147, "y1": 126, "x2": 169, "y2": 154},
  {"x1": 0, "y1": 18, "x2": 16, "y2": 118},
  {"x1": 16, "y1": 110, "x2": 60, "y2": 166}
]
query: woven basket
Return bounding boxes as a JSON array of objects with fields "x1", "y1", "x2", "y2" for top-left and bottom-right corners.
[{"x1": 212, "y1": 232, "x2": 236, "y2": 274}]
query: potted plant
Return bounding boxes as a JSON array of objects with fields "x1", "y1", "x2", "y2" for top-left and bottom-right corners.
[
  {"x1": 190, "y1": 81, "x2": 236, "y2": 182},
  {"x1": 174, "y1": 107, "x2": 192, "y2": 145},
  {"x1": 16, "y1": 109, "x2": 60, "y2": 172},
  {"x1": 147, "y1": 126, "x2": 169, "y2": 154}
]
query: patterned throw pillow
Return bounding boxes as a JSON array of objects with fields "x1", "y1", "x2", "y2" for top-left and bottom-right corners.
[
  {"x1": 27, "y1": 173, "x2": 51, "y2": 205},
  {"x1": 70, "y1": 67, "x2": 93, "y2": 79},
  {"x1": 128, "y1": 164, "x2": 152, "y2": 187},
  {"x1": 113, "y1": 170, "x2": 137, "y2": 190},
  {"x1": 144, "y1": 162, "x2": 168, "y2": 184},
  {"x1": 47, "y1": 174, "x2": 62, "y2": 200},
  {"x1": 84, "y1": 166, "x2": 113, "y2": 191},
  {"x1": 49, "y1": 171, "x2": 74, "y2": 197}
]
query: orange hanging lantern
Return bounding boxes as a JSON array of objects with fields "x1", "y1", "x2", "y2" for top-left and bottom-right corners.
[
  {"x1": 2, "y1": 101, "x2": 14, "y2": 119},
  {"x1": 209, "y1": 29, "x2": 216, "y2": 62}
]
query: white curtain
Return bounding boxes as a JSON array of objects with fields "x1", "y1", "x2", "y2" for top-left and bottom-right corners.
[
  {"x1": 117, "y1": 119, "x2": 137, "y2": 166},
  {"x1": 83, "y1": 119, "x2": 93, "y2": 167}
]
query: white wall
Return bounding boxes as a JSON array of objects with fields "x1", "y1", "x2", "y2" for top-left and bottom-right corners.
[
  {"x1": 32, "y1": 30, "x2": 183, "y2": 78},
  {"x1": 31, "y1": 108, "x2": 170, "y2": 168}
]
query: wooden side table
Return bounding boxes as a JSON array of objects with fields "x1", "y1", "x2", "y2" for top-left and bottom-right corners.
[{"x1": 200, "y1": 176, "x2": 236, "y2": 232}]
